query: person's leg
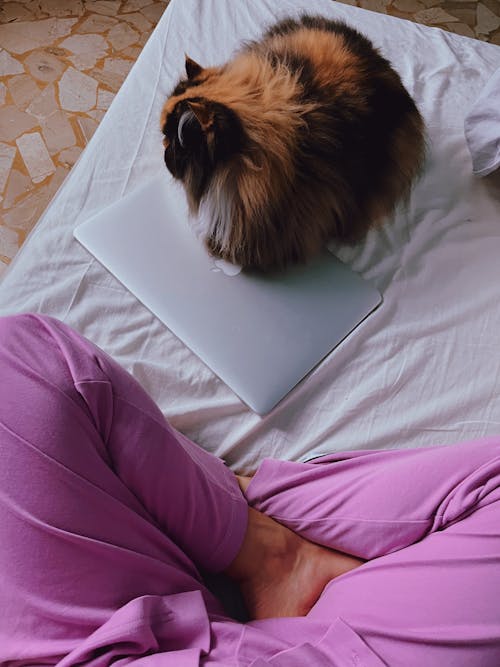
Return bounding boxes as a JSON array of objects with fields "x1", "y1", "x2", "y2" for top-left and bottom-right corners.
[
  {"x1": 243, "y1": 441, "x2": 500, "y2": 666},
  {"x1": 243, "y1": 440, "x2": 500, "y2": 558},
  {"x1": 0, "y1": 313, "x2": 248, "y2": 664}
]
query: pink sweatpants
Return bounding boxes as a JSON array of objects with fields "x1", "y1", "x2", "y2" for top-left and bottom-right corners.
[{"x1": 1, "y1": 314, "x2": 499, "y2": 667}]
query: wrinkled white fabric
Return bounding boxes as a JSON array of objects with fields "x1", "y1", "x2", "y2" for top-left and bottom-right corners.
[
  {"x1": 0, "y1": 0, "x2": 499, "y2": 471},
  {"x1": 465, "y1": 67, "x2": 500, "y2": 176}
]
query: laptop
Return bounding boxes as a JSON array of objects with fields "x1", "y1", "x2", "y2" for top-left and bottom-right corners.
[{"x1": 74, "y1": 176, "x2": 382, "y2": 414}]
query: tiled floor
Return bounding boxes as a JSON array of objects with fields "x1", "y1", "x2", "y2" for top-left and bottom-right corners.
[{"x1": 1, "y1": 0, "x2": 499, "y2": 276}]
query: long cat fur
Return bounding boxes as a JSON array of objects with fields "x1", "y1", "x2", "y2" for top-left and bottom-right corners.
[{"x1": 160, "y1": 14, "x2": 425, "y2": 271}]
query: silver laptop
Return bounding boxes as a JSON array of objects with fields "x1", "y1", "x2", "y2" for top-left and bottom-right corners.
[{"x1": 74, "y1": 176, "x2": 381, "y2": 414}]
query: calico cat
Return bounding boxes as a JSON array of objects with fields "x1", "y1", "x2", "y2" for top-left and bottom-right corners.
[{"x1": 160, "y1": 14, "x2": 425, "y2": 271}]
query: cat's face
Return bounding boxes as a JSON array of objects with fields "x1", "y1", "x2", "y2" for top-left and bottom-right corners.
[{"x1": 161, "y1": 57, "x2": 244, "y2": 209}]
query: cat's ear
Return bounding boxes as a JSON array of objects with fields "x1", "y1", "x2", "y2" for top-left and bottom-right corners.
[
  {"x1": 185, "y1": 55, "x2": 203, "y2": 80},
  {"x1": 187, "y1": 100, "x2": 214, "y2": 132}
]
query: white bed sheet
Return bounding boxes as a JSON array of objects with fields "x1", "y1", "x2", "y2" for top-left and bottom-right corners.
[{"x1": 1, "y1": 0, "x2": 500, "y2": 472}]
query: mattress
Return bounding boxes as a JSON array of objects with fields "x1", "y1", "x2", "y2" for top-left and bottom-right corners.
[{"x1": 1, "y1": 0, "x2": 499, "y2": 473}]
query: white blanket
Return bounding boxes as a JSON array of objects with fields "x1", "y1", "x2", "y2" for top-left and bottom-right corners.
[{"x1": 1, "y1": 0, "x2": 500, "y2": 472}]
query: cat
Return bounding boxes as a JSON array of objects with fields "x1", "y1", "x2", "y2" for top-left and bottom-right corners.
[{"x1": 160, "y1": 14, "x2": 425, "y2": 271}]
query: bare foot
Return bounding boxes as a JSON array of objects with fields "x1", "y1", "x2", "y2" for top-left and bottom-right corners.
[
  {"x1": 236, "y1": 474, "x2": 252, "y2": 495},
  {"x1": 225, "y1": 505, "x2": 363, "y2": 620}
]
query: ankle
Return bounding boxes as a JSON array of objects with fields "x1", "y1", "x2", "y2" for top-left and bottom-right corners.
[{"x1": 224, "y1": 507, "x2": 291, "y2": 582}]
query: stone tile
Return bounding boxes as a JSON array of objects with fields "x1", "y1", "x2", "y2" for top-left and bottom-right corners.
[
  {"x1": 0, "y1": 144, "x2": 17, "y2": 194},
  {"x1": 107, "y1": 22, "x2": 140, "y2": 50},
  {"x1": 0, "y1": 226, "x2": 20, "y2": 260},
  {"x1": 0, "y1": 83, "x2": 6, "y2": 106},
  {"x1": 414, "y1": 7, "x2": 460, "y2": 23},
  {"x1": 0, "y1": 106, "x2": 38, "y2": 143},
  {"x1": 0, "y1": 2, "x2": 34, "y2": 22},
  {"x1": 60, "y1": 33, "x2": 109, "y2": 70},
  {"x1": 88, "y1": 109, "x2": 106, "y2": 122},
  {"x1": 393, "y1": 0, "x2": 426, "y2": 12},
  {"x1": 91, "y1": 66, "x2": 124, "y2": 91},
  {"x1": 121, "y1": 46, "x2": 143, "y2": 59},
  {"x1": 97, "y1": 88, "x2": 115, "y2": 109},
  {"x1": 41, "y1": 110, "x2": 76, "y2": 153},
  {"x1": 103, "y1": 57, "x2": 133, "y2": 77},
  {"x1": 477, "y1": 3, "x2": 500, "y2": 35},
  {"x1": 25, "y1": 49, "x2": 67, "y2": 83},
  {"x1": 444, "y1": 21, "x2": 476, "y2": 37},
  {"x1": 0, "y1": 18, "x2": 78, "y2": 55},
  {"x1": 2, "y1": 169, "x2": 31, "y2": 209},
  {"x1": 120, "y1": 11, "x2": 153, "y2": 33},
  {"x1": 7, "y1": 74, "x2": 41, "y2": 111},
  {"x1": 22, "y1": 0, "x2": 51, "y2": 18},
  {"x1": 481, "y1": 0, "x2": 500, "y2": 15},
  {"x1": 58, "y1": 146, "x2": 82, "y2": 167},
  {"x1": 3, "y1": 167, "x2": 69, "y2": 236},
  {"x1": 84, "y1": 1, "x2": 122, "y2": 17},
  {"x1": 2, "y1": 193, "x2": 42, "y2": 232},
  {"x1": 77, "y1": 116, "x2": 99, "y2": 143},
  {"x1": 442, "y1": 5, "x2": 477, "y2": 26},
  {"x1": 39, "y1": 0, "x2": 85, "y2": 17},
  {"x1": 16, "y1": 131, "x2": 56, "y2": 184},
  {"x1": 140, "y1": 3, "x2": 167, "y2": 23},
  {"x1": 121, "y1": 0, "x2": 153, "y2": 11},
  {"x1": 26, "y1": 84, "x2": 59, "y2": 120},
  {"x1": 58, "y1": 67, "x2": 98, "y2": 112},
  {"x1": 0, "y1": 49, "x2": 25, "y2": 77},
  {"x1": 76, "y1": 13, "x2": 118, "y2": 33}
]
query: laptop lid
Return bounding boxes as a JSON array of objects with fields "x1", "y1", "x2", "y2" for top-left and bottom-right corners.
[{"x1": 74, "y1": 177, "x2": 382, "y2": 414}]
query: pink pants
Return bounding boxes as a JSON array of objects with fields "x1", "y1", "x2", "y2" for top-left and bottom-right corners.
[{"x1": 1, "y1": 314, "x2": 499, "y2": 667}]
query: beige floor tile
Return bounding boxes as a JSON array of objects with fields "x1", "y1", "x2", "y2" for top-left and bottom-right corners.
[
  {"x1": 120, "y1": 11, "x2": 153, "y2": 33},
  {"x1": 38, "y1": 0, "x2": 85, "y2": 18},
  {"x1": 121, "y1": 0, "x2": 154, "y2": 11},
  {"x1": 61, "y1": 33, "x2": 109, "y2": 70},
  {"x1": 103, "y1": 57, "x2": 133, "y2": 77},
  {"x1": 26, "y1": 83, "x2": 59, "y2": 119},
  {"x1": 393, "y1": 0, "x2": 426, "y2": 12},
  {"x1": 140, "y1": 3, "x2": 167, "y2": 23},
  {"x1": 0, "y1": 143, "x2": 17, "y2": 193},
  {"x1": 0, "y1": 49, "x2": 25, "y2": 76},
  {"x1": 0, "y1": 18, "x2": 78, "y2": 54},
  {"x1": 25, "y1": 49, "x2": 68, "y2": 83},
  {"x1": 0, "y1": 225, "x2": 20, "y2": 260},
  {"x1": 58, "y1": 146, "x2": 83, "y2": 168},
  {"x1": 0, "y1": 106, "x2": 39, "y2": 143},
  {"x1": 97, "y1": 89, "x2": 115, "y2": 109},
  {"x1": 58, "y1": 67, "x2": 98, "y2": 112},
  {"x1": 477, "y1": 3, "x2": 500, "y2": 34},
  {"x1": 16, "y1": 131, "x2": 56, "y2": 183},
  {"x1": 76, "y1": 116, "x2": 99, "y2": 143},
  {"x1": 77, "y1": 13, "x2": 118, "y2": 33},
  {"x1": 2, "y1": 169, "x2": 32, "y2": 209},
  {"x1": 7, "y1": 74, "x2": 41, "y2": 110},
  {"x1": 0, "y1": 2, "x2": 34, "y2": 22},
  {"x1": 85, "y1": 1, "x2": 122, "y2": 17},
  {"x1": 41, "y1": 110, "x2": 76, "y2": 153},
  {"x1": 90, "y1": 65, "x2": 124, "y2": 91},
  {"x1": 107, "y1": 21, "x2": 140, "y2": 50}
]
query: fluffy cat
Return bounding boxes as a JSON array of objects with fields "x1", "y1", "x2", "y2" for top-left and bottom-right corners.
[{"x1": 160, "y1": 14, "x2": 425, "y2": 271}]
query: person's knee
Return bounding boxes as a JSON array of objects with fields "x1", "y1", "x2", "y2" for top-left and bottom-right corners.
[
  {"x1": 0, "y1": 313, "x2": 42, "y2": 349},
  {"x1": 0, "y1": 313, "x2": 69, "y2": 380}
]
